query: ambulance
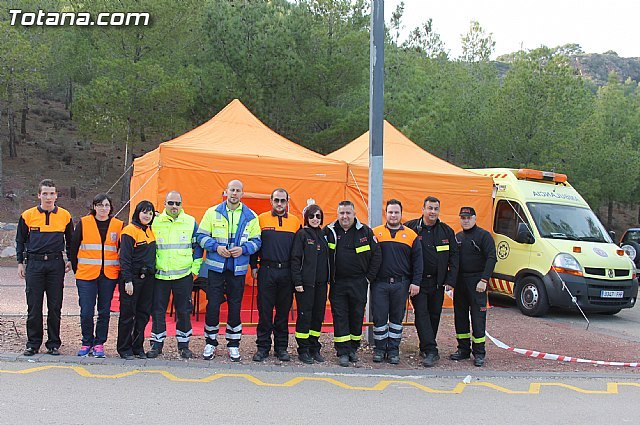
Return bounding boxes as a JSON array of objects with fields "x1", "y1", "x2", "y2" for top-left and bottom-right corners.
[{"x1": 469, "y1": 168, "x2": 638, "y2": 316}]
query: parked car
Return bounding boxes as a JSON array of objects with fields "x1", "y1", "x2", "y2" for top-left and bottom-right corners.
[{"x1": 620, "y1": 228, "x2": 640, "y2": 269}]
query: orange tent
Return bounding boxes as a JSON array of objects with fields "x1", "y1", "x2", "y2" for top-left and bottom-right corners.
[
  {"x1": 327, "y1": 120, "x2": 494, "y2": 230},
  {"x1": 130, "y1": 99, "x2": 348, "y2": 221}
]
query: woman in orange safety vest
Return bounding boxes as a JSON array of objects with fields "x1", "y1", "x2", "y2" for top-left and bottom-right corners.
[{"x1": 69, "y1": 193, "x2": 123, "y2": 358}]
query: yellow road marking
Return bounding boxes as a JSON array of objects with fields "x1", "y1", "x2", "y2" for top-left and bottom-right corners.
[{"x1": 1, "y1": 365, "x2": 639, "y2": 394}]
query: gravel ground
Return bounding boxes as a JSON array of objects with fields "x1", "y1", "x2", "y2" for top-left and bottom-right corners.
[{"x1": 2, "y1": 304, "x2": 639, "y2": 374}]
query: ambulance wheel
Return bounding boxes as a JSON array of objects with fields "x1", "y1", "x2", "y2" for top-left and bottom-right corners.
[{"x1": 515, "y1": 276, "x2": 550, "y2": 317}]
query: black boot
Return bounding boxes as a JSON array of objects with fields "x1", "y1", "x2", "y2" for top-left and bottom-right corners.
[
  {"x1": 473, "y1": 354, "x2": 485, "y2": 367},
  {"x1": 449, "y1": 350, "x2": 471, "y2": 361},
  {"x1": 338, "y1": 354, "x2": 350, "y2": 367},
  {"x1": 298, "y1": 352, "x2": 314, "y2": 364},
  {"x1": 146, "y1": 344, "x2": 163, "y2": 359},
  {"x1": 276, "y1": 350, "x2": 291, "y2": 362},
  {"x1": 252, "y1": 350, "x2": 269, "y2": 362},
  {"x1": 422, "y1": 353, "x2": 440, "y2": 367},
  {"x1": 372, "y1": 351, "x2": 385, "y2": 363},
  {"x1": 311, "y1": 350, "x2": 325, "y2": 363}
]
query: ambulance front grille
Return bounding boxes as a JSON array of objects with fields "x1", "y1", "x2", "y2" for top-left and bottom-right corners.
[
  {"x1": 583, "y1": 268, "x2": 630, "y2": 278},
  {"x1": 587, "y1": 298, "x2": 631, "y2": 306}
]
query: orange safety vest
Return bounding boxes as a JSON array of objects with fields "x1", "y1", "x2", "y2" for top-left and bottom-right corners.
[
  {"x1": 373, "y1": 225, "x2": 418, "y2": 247},
  {"x1": 76, "y1": 215, "x2": 124, "y2": 280}
]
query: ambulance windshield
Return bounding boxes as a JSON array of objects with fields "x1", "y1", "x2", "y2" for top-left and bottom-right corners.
[{"x1": 527, "y1": 202, "x2": 611, "y2": 243}]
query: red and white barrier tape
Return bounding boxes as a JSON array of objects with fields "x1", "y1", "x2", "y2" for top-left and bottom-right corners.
[
  {"x1": 486, "y1": 332, "x2": 640, "y2": 367},
  {"x1": 444, "y1": 289, "x2": 640, "y2": 368}
]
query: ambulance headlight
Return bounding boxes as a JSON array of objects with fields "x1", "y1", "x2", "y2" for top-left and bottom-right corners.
[{"x1": 551, "y1": 253, "x2": 583, "y2": 276}]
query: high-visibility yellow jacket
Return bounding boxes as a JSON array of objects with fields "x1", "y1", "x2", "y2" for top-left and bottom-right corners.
[
  {"x1": 196, "y1": 202, "x2": 261, "y2": 276},
  {"x1": 152, "y1": 210, "x2": 203, "y2": 280}
]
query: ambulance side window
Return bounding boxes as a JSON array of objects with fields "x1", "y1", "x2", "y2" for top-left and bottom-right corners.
[{"x1": 494, "y1": 200, "x2": 529, "y2": 241}]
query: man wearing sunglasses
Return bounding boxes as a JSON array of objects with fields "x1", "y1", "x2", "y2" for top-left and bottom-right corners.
[
  {"x1": 148, "y1": 191, "x2": 203, "y2": 359},
  {"x1": 451, "y1": 206, "x2": 496, "y2": 367},
  {"x1": 250, "y1": 188, "x2": 301, "y2": 362}
]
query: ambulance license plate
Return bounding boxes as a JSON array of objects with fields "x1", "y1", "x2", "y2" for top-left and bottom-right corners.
[{"x1": 600, "y1": 290, "x2": 624, "y2": 298}]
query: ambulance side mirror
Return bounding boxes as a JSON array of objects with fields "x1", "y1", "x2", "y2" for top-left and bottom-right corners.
[{"x1": 515, "y1": 223, "x2": 535, "y2": 244}]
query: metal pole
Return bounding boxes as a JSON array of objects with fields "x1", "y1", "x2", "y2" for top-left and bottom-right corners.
[{"x1": 367, "y1": 0, "x2": 384, "y2": 344}]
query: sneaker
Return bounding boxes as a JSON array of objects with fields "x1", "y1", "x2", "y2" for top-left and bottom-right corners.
[
  {"x1": 23, "y1": 347, "x2": 38, "y2": 356},
  {"x1": 422, "y1": 353, "x2": 440, "y2": 368},
  {"x1": 203, "y1": 344, "x2": 216, "y2": 360},
  {"x1": 338, "y1": 354, "x2": 350, "y2": 367},
  {"x1": 121, "y1": 353, "x2": 135, "y2": 360},
  {"x1": 311, "y1": 351, "x2": 325, "y2": 363},
  {"x1": 388, "y1": 354, "x2": 400, "y2": 365},
  {"x1": 134, "y1": 351, "x2": 146, "y2": 359},
  {"x1": 276, "y1": 350, "x2": 290, "y2": 362},
  {"x1": 179, "y1": 347, "x2": 194, "y2": 359},
  {"x1": 372, "y1": 351, "x2": 385, "y2": 363},
  {"x1": 77, "y1": 345, "x2": 92, "y2": 357},
  {"x1": 252, "y1": 350, "x2": 269, "y2": 362},
  {"x1": 298, "y1": 352, "x2": 314, "y2": 364},
  {"x1": 92, "y1": 345, "x2": 105, "y2": 358},
  {"x1": 146, "y1": 347, "x2": 162, "y2": 359},
  {"x1": 449, "y1": 350, "x2": 471, "y2": 361},
  {"x1": 46, "y1": 347, "x2": 60, "y2": 356},
  {"x1": 228, "y1": 347, "x2": 241, "y2": 362},
  {"x1": 348, "y1": 352, "x2": 359, "y2": 363}
]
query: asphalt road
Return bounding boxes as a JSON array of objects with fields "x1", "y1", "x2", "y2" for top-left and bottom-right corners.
[
  {"x1": 0, "y1": 361, "x2": 638, "y2": 424},
  {"x1": 0, "y1": 265, "x2": 78, "y2": 315},
  {"x1": 490, "y1": 293, "x2": 640, "y2": 343}
]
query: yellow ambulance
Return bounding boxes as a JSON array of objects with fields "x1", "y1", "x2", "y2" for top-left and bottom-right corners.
[{"x1": 469, "y1": 168, "x2": 638, "y2": 316}]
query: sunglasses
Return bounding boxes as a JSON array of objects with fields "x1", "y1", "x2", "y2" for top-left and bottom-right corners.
[
  {"x1": 167, "y1": 201, "x2": 182, "y2": 206},
  {"x1": 272, "y1": 198, "x2": 287, "y2": 204},
  {"x1": 310, "y1": 213, "x2": 322, "y2": 219}
]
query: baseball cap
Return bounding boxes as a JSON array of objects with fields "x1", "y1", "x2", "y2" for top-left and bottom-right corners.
[{"x1": 459, "y1": 206, "x2": 476, "y2": 217}]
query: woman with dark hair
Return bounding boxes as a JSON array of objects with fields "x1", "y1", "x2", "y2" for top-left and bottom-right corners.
[
  {"x1": 69, "y1": 193, "x2": 123, "y2": 358},
  {"x1": 290, "y1": 204, "x2": 330, "y2": 364},
  {"x1": 116, "y1": 200, "x2": 156, "y2": 360}
]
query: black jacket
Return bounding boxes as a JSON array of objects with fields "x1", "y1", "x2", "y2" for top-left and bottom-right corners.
[
  {"x1": 291, "y1": 226, "x2": 330, "y2": 287},
  {"x1": 456, "y1": 225, "x2": 497, "y2": 281},
  {"x1": 119, "y1": 221, "x2": 156, "y2": 283},
  {"x1": 324, "y1": 218, "x2": 381, "y2": 283},
  {"x1": 405, "y1": 217, "x2": 459, "y2": 289}
]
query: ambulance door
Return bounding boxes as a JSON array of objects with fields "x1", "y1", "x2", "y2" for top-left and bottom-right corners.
[{"x1": 492, "y1": 200, "x2": 533, "y2": 294}]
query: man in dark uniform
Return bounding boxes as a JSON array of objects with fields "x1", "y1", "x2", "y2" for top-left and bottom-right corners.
[
  {"x1": 372, "y1": 199, "x2": 422, "y2": 365},
  {"x1": 251, "y1": 188, "x2": 301, "y2": 362},
  {"x1": 405, "y1": 196, "x2": 458, "y2": 367},
  {"x1": 16, "y1": 179, "x2": 73, "y2": 356},
  {"x1": 325, "y1": 200, "x2": 381, "y2": 367},
  {"x1": 450, "y1": 206, "x2": 496, "y2": 367}
]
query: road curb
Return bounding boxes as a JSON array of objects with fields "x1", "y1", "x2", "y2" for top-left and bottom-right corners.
[{"x1": 1, "y1": 351, "x2": 638, "y2": 380}]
